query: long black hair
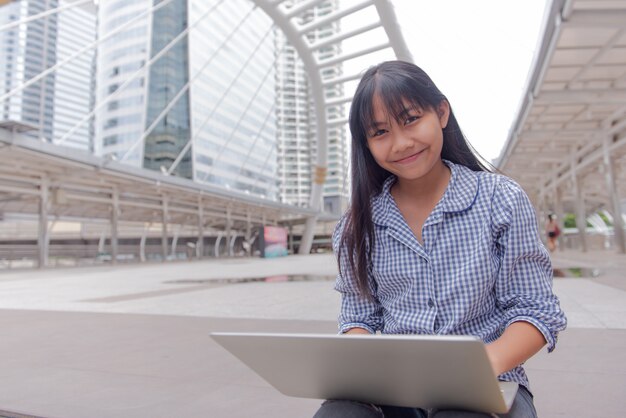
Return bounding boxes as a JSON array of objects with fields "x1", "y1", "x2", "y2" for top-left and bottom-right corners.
[{"x1": 341, "y1": 60, "x2": 493, "y2": 298}]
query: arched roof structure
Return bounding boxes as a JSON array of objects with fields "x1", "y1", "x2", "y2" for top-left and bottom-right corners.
[
  {"x1": 497, "y1": 0, "x2": 626, "y2": 252},
  {"x1": 253, "y1": 0, "x2": 413, "y2": 252}
]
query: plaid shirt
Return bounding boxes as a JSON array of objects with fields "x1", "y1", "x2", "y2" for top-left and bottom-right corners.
[{"x1": 333, "y1": 160, "x2": 567, "y2": 389}]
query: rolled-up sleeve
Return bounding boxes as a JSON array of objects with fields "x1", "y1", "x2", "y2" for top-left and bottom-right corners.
[
  {"x1": 332, "y1": 217, "x2": 383, "y2": 334},
  {"x1": 491, "y1": 178, "x2": 567, "y2": 352}
]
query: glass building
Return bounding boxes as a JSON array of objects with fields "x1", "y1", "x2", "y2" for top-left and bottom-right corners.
[
  {"x1": 275, "y1": 0, "x2": 348, "y2": 214},
  {"x1": 0, "y1": 0, "x2": 96, "y2": 150},
  {"x1": 96, "y1": 0, "x2": 277, "y2": 199},
  {"x1": 94, "y1": 0, "x2": 152, "y2": 165}
]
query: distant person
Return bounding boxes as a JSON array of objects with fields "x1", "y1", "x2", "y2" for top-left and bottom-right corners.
[
  {"x1": 313, "y1": 61, "x2": 567, "y2": 418},
  {"x1": 545, "y1": 214, "x2": 560, "y2": 252}
]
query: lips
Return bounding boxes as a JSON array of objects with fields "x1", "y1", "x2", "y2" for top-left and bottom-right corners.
[{"x1": 394, "y1": 149, "x2": 424, "y2": 164}]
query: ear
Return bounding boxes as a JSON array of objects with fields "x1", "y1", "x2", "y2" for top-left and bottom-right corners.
[{"x1": 437, "y1": 99, "x2": 450, "y2": 129}]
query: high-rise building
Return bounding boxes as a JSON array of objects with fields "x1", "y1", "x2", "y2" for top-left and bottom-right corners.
[
  {"x1": 0, "y1": 0, "x2": 96, "y2": 150},
  {"x1": 275, "y1": 0, "x2": 348, "y2": 215},
  {"x1": 95, "y1": 0, "x2": 277, "y2": 199}
]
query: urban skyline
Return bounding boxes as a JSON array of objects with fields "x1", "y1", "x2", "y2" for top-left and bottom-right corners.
[{"x1": 0, "y1": 0, "x2": 348, "y2": 214}]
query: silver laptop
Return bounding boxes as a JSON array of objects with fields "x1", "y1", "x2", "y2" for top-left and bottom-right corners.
[{"x1": 210, "y1": 332, "x2": 518, "y2": 414}]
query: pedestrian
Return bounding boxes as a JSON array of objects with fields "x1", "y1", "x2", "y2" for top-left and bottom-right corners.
[
  {"x1": 545, "y1": 214, "x2": 560, "y2": 252},
  {"x1": 313, "y1": 61, "x2": 567, "y2": 418}
]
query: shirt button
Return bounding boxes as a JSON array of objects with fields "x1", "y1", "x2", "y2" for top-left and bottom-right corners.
[{"x1": 428, "y1": 299, "x2": 435, "y2": 308}]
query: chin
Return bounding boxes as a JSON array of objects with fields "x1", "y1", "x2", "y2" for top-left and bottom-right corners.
[{"x1": 392, "y1": 169, "x2": 429, "y2": 181}]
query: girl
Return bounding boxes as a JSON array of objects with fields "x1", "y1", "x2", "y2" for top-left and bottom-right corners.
[
  {"x1": 545, "y1": 214, "x2": 560, "y2": 252},
  {"x1": 313, "y1": 61, "x2": 567, "y2": 418}
]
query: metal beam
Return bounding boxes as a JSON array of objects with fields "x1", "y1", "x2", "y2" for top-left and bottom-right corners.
[
  {"x1": 297, "y1": 0, "x2": 373, "y2": 34},
  {"x1": 309, "y1": 21, "x2": 380, "y2": 51},
  {"x1": 373, "y1": 0, "x2": 414, "y2": 62},
  {"x1": 535, "y1": 89, "x2": 626, "y2": 105},
  {"x1": 565, "y1": 9, "x2": 626, "y2": 27}
]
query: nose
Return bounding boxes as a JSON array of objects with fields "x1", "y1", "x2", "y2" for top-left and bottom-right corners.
[{"x1": 390, "y1": 129, "x2": 414, "y2": 154}]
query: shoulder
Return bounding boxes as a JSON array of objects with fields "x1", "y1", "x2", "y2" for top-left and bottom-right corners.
[
  {"x1": 464, "y1": 167, "x2": 528, "y2": 202},
  {"x1": 485, "y1": 174, "x2": 535, "y2": 227},
  {"x1": 451, "y1": 165, "x2": 533, "y2": 228},
  {"x1": 491, "y1": 174, "x2": 530, "y2": 206}
]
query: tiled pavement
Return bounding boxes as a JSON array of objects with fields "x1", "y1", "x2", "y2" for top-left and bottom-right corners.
[{"x1": 0, "y1": 250, "x2": 624, "y2": 417}]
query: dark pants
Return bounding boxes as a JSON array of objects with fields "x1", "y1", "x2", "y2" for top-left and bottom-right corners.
[{"x1": 312, "y1": 385, "x2": 537, "y2": 418}]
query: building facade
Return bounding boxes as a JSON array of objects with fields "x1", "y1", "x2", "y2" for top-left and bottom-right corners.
[
  {"x1": 0, "y1": 0, "x2": 96, "y2": 150},
  {"x1": 275, "y1": 0, "x2": 348, "y2": 214},
  {"x1": 95, "y1": 0, "x2": 277, "y2": 199}
]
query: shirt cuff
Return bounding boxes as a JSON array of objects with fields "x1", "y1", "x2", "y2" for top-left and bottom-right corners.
[
  {"x1": 505, "y1": 316, "x2": 557, "y2": 352},
  {"x1": 339, "y1": 322, "x2": 377, "y2": 334}
]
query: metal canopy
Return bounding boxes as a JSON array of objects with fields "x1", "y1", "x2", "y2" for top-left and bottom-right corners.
[{"x1": 498, "y1": 0, "x2": 626, "y2": 215}]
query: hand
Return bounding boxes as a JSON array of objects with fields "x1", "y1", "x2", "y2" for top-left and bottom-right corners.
[
  {"x1": 344, "y1": 327, "x2": 372, "y2": 335},
  {"x1": 485, "y1": 322, "x2": 547, "y2": 376},
  {"x1": 485, "y1": 343, "x2": 504, "y2": 376}
]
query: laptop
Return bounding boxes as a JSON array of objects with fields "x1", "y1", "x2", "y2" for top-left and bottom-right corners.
[{"x1": 210, "y1": 332, "x2": 518, "y2": 413}]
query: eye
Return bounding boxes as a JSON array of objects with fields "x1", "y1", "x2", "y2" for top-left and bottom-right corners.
[
  {"x1": 404, "y1": 115, "x2": 420, "y2": 125},
  {"x1": 370, "y1": 128, "x2": 388, "y2": 138}
]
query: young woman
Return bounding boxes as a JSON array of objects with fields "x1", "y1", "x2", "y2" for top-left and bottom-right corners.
[
  {"x1": 545, "y1": 214, "x2": 560, "y2": 252},
  {"x1": 313, "y1": 61, "x2": 567, "y2": 418}
]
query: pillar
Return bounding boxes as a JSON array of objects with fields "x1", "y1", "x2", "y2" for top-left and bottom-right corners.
[
  {"x1": 572, "y1": 171, "x2": 587, "y2": 252},
  {"x1": 110, "y1": 187, "x2": 119, "y2": 265},
  {"x1": 38, "y1": 176, "x2": 50, "y2": 268},
  {"x1": 225, "y1": 206, "x2": 233, "y2": 257},
  {"x1": 197, "y1": 197, "x2": 204, "y2": 259},
  {"x1": 554, "y1": 186, "x2": 565, "y2": 250},
  {"x1": 161, "y1": 195, "x2": 169, "y2": 261},
  {"x1": 603, "y1": 135, "x2": 626, "y2": 253}
]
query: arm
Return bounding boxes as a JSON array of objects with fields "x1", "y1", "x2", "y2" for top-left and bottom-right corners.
[
  {"x1": 486, "y1": 322, "x2": 546, "y2": 375},
  {"x1": 332, "y1": 217, "x2": 383, "y2": 334},
  {"x1": 489, "y1": 178, "x2": 567, "y2": 374}
]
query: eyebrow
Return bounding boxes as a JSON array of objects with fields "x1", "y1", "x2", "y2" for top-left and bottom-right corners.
[
  {"x1": 370, "y1": 107, "x2": 417, "y2": 127},
  {"x1": 396, "y1": 108, "x2": 411, "y2": 118},
  {"x1": 370, "y1": 120, "x2": 387, "y2": 128}
]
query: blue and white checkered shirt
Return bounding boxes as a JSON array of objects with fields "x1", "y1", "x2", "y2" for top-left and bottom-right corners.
[{"x1": 333, "y1": 160, "x2": 567, "y2": 389}]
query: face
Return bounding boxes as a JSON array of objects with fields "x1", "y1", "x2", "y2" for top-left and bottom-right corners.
[{"x1": 365, "y1": 94, "x2": 450, "y2": 184}]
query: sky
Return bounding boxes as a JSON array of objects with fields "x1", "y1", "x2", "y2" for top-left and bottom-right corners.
[{"x1": 373, "y1": 0, "x2": 548, "y2": 162}]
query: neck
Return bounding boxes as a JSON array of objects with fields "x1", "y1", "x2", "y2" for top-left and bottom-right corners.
[{"x1": 393, "y1": 159, "x2": 451, "y2": 203}]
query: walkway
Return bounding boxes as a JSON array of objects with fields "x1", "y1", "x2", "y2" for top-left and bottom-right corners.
[{"x1": 0, "y1": 250, "x2": 624, "y2": 417}]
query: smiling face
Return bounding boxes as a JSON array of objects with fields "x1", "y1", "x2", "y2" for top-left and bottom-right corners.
[{"x1": 365, "y1": 94, "x2": 450, "y2": 185}]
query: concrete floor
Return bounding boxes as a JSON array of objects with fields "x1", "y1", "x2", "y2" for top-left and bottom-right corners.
[{"x1": 0, "y1": 251, "x2": 624, "y2": 417}]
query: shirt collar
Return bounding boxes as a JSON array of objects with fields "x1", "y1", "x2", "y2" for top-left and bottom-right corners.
[{"x1": 371, "y1": 160, "x2": 479, "y2": 227}]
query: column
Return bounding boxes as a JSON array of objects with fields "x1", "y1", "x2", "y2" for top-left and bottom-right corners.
[
  {"x1": 572, "y1": 171, "x2": 587, "y2": 253},
  {"x1": 171, "y1": 227, "x2": 179, "y2": 258},
  {"x1": 603, "y1": 135, "x2": 626, "y2": 253},
  {"x1": 225, "y1": 206, "x2": 233, "y2": 257},
  {"x1": 300, "y1": 166, "x2": 326, "y2": 254},
  {"x1": 110, "y1": 187, "x2": 119, "y2": 265},
  {"x1": 245, "y1": 211, "x2": 252, "y2": 256},
  {"x1": 161, "y1": 195, "x2": 169, "y2": 261},
  {"x1": 197, "y1": 197, "x2": 204, "y2": 259},
  {"x1": 554, "y1": 186, "x2": 565, "y2": 250},
  {"x1": 139, "y1": 224, "x2": 148, "y2": 262},
  {"x1": 38, "y1": 176, "x2": 50, "y2": 268}
]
